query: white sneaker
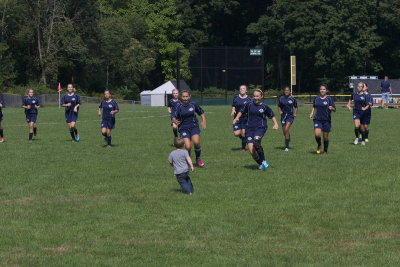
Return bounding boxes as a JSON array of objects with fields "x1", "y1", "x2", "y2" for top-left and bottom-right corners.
[
  {"x1": 353, "y1": 138, "x2": 359, "y2": 145},
  {"x1": 284, "y1": 148, "x2": 289, "y2": 152},
  {"x1": 361, "y1": 141, "x2": 366, "y2": 146}
]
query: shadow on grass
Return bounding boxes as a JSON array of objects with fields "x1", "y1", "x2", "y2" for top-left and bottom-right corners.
[
  {"x1": 274, "y1": 146, "x2": 286, "y2": 150},
  {"x1": 231, "y1": 147, "x2": 242, "y2": 151},
  {"x1": 244, "y1": 165, "x2": 259, "y2": 170}
]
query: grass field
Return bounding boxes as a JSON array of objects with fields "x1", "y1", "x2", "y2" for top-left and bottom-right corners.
[{"x1": 0, "y1": 103, "x2": 399, "y2": 266}]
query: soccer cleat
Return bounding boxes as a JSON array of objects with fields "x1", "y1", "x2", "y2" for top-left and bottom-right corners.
[
  {"x1": 196, "y1": 159, "x2": 205, "y2": 167},
  {"x1": 365, "y1": 139, "x2": 369, "y2": 142},
  {"x1": 258, "y1": 164, "x2": 265, "y2": 170},
  {"x1": 107, "y1": 145, "x2": 112, "y2": 148},
  {"x1": 361, "y1": 141, "x2": 366, "y2": 146},
  {"x1": 0, "y1": 137, "x2": 4, "y2": 143},
  {"x1": 316, "y1": 146, "x2": 321, "y2": 154},
  {"x1": 262, "y1": 161, "x2": 270, "y2": 169},
  {"x1": 75, "y1": 136, "x2": 80, "y2": 142},
  {"x1": 241, "y1": 148, "x2": 246, "y2": 152},
  {"x1": 353, "y1": 138, "x2": 359, "y2": 145},
  {"x1": 323, "y1": 152, "x2": 328, "y2": 155},
  {"x1": 284, "y1": 148, "x2": 289, "y2": 152}
]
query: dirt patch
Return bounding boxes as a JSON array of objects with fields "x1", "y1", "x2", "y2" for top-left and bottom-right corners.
[
  {"x1": 44, "y1": 247, "x2": 70, "y2": 253},
  {"x1": 374, "y1": 233, "x2": 400, "y2": 240}
]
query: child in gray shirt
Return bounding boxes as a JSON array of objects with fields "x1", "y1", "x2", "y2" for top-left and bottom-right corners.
[{"x1": 168, "y1": 138, "x2": 195, "y2": 194}]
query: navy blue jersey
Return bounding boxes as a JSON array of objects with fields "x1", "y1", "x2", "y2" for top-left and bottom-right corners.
[
  {"x1": 232, "y1": 95, "x2": 252, "y2": 115},
  {"x1": 168, "y1": 99, "x2": 181, "y2": 114},
  {"x1": 241, "y1": 101, "x2": 275, "y2": 128},
  {"x1": 61, "y1": 94, "x2": 81, "y2": 112},
  {"x1": 99, "y1": 100, "x2": 119, "y2": 120},
  {"x1": 278, "y1": 96, "x2": 298, "y2": 114},
  {"x1": 364, "y1": 93, "x2": 373, "y2": 106},
  {"x1": 173, "y1": 101, "x2": 204, "y2": 130},
  {"x1": 313, "y1": 96, "x2": 335, "y2": 121},
  {"x1": 23, "y1": 97, "x2": 40, "y2": 114},
  {"x1": 350, "y1": 93, "x2": 367, "y2": 111}
]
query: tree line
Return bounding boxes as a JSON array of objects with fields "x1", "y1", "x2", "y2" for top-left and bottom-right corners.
[{"x1": 0, "y1": 0, "x2": 399, "y2": 98}]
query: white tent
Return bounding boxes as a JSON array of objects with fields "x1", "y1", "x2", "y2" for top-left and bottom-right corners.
[{"x1": 140, "y1": 80, "x2": 190, "y2": 106}]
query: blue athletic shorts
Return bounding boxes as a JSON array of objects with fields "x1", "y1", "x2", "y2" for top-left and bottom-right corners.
[
  {"x1": 245, "y1": 127, "x2": 267, "y2": 143},
  {"x1": 101, "y1": 118, "x2": 116, "y2": 129},
  {"x1": 179, "y1": 127, "x2": 201, "y2": 139},
  {"x1": 281, "y1": 113, "x2": 294, "y2": 126},
  {"x1": 65, "y1": 111, "x2": 78, "y2": 123},
  {"x1": 26, "y1": 114, "x2": 37, "y2": 123},
  {"x1": 314, "y1": 120, "x2": 331, "y2": 132}
]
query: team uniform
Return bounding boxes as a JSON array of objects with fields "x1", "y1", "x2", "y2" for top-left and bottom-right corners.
[
  {"x1": 173, "y1": 102, "x2": 204, "y2": 139},
  {"x1": 61, "y1": 94, "x2": 81, "y2": 123},
  {"x1": 168, "y1": 99, "x2": 181, "y2": 119},
  {"x1": 23, "y1": 96, "x2": 39, "y2": 123},
  {"x1": 99, "y1": 100, "x2": 119, "y2": 129},
  {"x1": 363, "y1": 93, "x2": 373, "y2": 125},
  {"x1": 351, "y1": 92, "x2": 369, "y2": 124},
  {"x1": 232, "y1": 94, "x2": 251, "y2": 131},
  {"x1": 278, "y1": 95, "x2": 297, "y2": 126},
  {"x1": 313, "y1": 96, "x2": 335, "y2": 132},
  {"x1": 241, "y1": 101, "x2": 275, "y2": 143}
]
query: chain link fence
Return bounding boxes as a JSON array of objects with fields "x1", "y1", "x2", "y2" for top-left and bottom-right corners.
[{"x1": 0, "y1": 93, "x2": 138, "y2": 107}]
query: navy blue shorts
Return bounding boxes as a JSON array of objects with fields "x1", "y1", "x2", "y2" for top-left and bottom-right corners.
[
  {"x1": 179, "y1": 127, "x2": 200, "y2": 139},
  {"x1": 65, "y1": 111, "x2": 78, "y2": 123},
  {"x1": 314, "y1": 120, "x2": 331, "y2": 132},
  {"x1": 26, "y1": 114, "x2": 37, "y2": 123},
  {"x1": 353, "y1": 110, "x2": 363, "y2": 121},
  {"x1": 281, "y1": 113, "x2": 294, "y2": 126},
  {"x1": 361, "y1": 112, "x2": 371, "y2": 125},
  {"x1": 232, "y1": 119, "x2": 246, "y2": 131},
  {"x1": 101, "y1": 118, "x2": 116, "y2": 129},
  {"x1": 245, "y1": 127, "x2": 267, "y2": 143}
]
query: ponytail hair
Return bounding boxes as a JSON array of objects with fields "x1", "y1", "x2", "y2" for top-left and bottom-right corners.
[{"x1": 253, "y1": 88, "x2": 264, "y2": 97}]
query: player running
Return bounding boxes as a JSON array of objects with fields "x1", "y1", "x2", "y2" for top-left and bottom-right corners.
[
  {"x1": 168, "y1": 88, "x2": 181, "y2": 139},
  {"x1": 22, "y1": 89, "x2": 40, "y2": 142},
  {"x1": 98, "y1": 90, "x2": 119, "y2": 147},
  {"x1": 233, "y1": 89, "x2": 279, "y2": 170},
  {"x1": 347, "y1": 82, "x2": 367, "y2": 145},
  {"x1": 231, "y1": 85, "x2": 251, "y2": 152},
  {"x1": 309, "y1": 85, "x2": 336, "y2": 154},
  {"x1": 361, "y1": 83, "x2": 373, "y2": 142},
  {"x1": 172, "y1": 90, "x2": 207, "y2": 167},
  {"x1": 61, "y1": 84, "x2": 81, "y2": 142},
  {"x1": 278, "y1": 86, "x2": 298, "y2": 151}
]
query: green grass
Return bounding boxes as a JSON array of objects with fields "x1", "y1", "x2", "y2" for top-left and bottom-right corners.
[{"x1": 0, "y1": 104, "x2": 399, "y2": 266}]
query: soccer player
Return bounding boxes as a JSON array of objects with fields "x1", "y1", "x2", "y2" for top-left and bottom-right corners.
[
  {"x1": 22, "y1": 89, "x2": 40, "y2": 142},
  {"x1": 347, "y1": 82, "x2": 367, "y2": 145},
  {"x1": 309, "y1": 85, "x2": 336, "y2": 154},
  {"x1": 0, "y1": 96, "x2": 4, "y2": 143},
  {"x1": 167, "y1": 88, "x2": 181, "y2": 139},
  {"x1": 232, "y1": 89, "x2": 279, "y2": 170},
  {"x1": 231, "y1": 85, "x2": 251, "y2": 152},
  {"x1": 278, "y1": 86, "x2": 298, "y2": 151},
  {"x1": 172, "y1": 90, "x2": 206, "y2": 167},
  {"x1": 361, "y1": 83, "x2": 373, "y2": 142},
  {"x1": 61, "y1": 84, "x2": 81, "y2": 142},
  {"x1": 98, "y1": 90, "x2": 119, "y2": 147}
]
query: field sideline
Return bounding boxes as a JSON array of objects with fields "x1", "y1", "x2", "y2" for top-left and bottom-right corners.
[{"x1": 0, "y1": 104, "x2": 399, "y2": 266}]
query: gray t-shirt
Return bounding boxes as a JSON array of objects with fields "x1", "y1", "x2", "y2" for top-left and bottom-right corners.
[{"x1": 168, "y1": 149, "x2": 190, "y2": 175}]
